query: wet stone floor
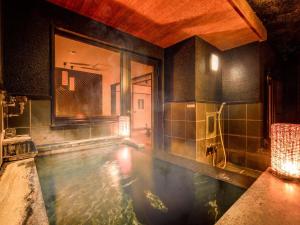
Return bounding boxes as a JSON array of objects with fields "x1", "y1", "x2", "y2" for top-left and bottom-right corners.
[{"x1": 35, "y1": 146, "x2": 245, "y2": 225}]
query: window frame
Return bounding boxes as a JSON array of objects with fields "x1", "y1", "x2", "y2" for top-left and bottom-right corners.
[{"x1": 51, "y1": 28, "x2": 121, "y2": 126}]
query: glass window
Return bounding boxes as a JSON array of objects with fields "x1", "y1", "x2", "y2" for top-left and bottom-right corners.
[{"x1": 54, "y1": 34, "x2": 120, "y2": 121}]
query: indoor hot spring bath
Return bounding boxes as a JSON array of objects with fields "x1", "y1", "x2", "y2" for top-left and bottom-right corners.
[{"x1": 35, "y1": 146, "x2": 244, "y2": 225}]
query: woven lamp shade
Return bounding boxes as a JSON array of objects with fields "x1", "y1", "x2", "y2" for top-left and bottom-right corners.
[{"x1": 271, "y1": 123, "x2": 300, "y2": 179}]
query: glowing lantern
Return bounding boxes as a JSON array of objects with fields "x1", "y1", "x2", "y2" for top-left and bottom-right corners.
[
  {"x1": 119, "y1": 116, "x2": 130, "y2": 137},
  {"x1": 69, "y1": 77, "x2": 75, "y2": 91},
  {"x1": 62, "y1": 71, "x2": 69, "y2": 86},
  {"x1": 271, "y1": 123, "x2": 300, "y2": 179}
]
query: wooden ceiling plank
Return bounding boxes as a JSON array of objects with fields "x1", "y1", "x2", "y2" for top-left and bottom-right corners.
[{"x1": 48, "y1": 0, "x2": 267, "y2": 50}]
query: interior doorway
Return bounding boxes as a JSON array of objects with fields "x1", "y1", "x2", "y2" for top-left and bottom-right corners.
[{"x1": 130, "y1": 59, "x2": 154, "y2": 150}]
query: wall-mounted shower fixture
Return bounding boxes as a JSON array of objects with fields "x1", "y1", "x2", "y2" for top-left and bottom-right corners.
[
  {"x1": 206, "y1": 112, "x2": 217, "y2": 139},
  {"x1": 206, "y1": 144, "x2": 218, "y2": 166},
  {"x1": 217, "y1": 102, "x2": 227, "y2": 169}
]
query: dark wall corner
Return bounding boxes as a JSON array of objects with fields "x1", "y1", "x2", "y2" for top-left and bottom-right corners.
[
  {"x1": 164, "y1": 37, "x2": 196, "y2": 102},
  {"x1": 222, "y1": 42, "x2": 261, "y2": 103},
  {"x1": 195, "y1": 36, "x2": 222, "y2": 102}
]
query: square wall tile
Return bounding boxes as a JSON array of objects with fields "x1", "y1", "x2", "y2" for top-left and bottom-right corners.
[
  {"x1": 171, "y1": 103, "x2": 186, "y2": 120},
  {"x1": 224, "y1": 134, "x2": 229, "y2": 148},
  {"x1": 247, "y1": 137, "x2": 262, "y2": 152},
  {"x1": 205, "y1": 103, "x2": 216, "y2": 113},
  {"x1": 218, "y1": 119, "x2": 224, "y2": 135},
  {"x1": 172, "y1": 121, "x2": 185, "y2": 139},
  {"x1": 228, "y1": 150, "x2": 246, "y2": 167},
  {"x1": 229, "y1": 120, "x2": 246, "y2": 135},
  {"x1": 228, "y1": 104, "x2": 246, "y2": 119},
  {"x1": 186, "y1": 121, "x2": 196, "y2": 140},
  {"x1": 223, "y1": 105, "x2": 229, "y2": 120},
  {"x1": 228, "y1": 135, "x2": 246, "y2": 150},
  {"x1": 247, "y1": 120, "x2": 263, "y2": 137},
  {"x1": 196, "y1": 103, "x2": 206, "y2": 121},
  {"x1": 185, "y1": 140, "x2": 196, "y2": 159},
  {"x1": 170, "y1": 138, "x2": 186, "y2": 156},
  {"x1": 247, "y1": 103, "x2": 263, "y2": 120},
  {"x1": 170, "y1": 138, "x2": 196, "y2": 160},
  {"x1": 196, "y1": 121, "x2": 206, "y2": 140},
  {"x1": 224, "y1": 119, "x2": 229, "y2": 134},
  {"x1": 246, "y1": 152, "x2": 270, "y2": 171}
]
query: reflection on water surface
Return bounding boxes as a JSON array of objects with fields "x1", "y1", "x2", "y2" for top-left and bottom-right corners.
[{"x1": 36, "y1": 146, "x2": 244, "y2": 225}]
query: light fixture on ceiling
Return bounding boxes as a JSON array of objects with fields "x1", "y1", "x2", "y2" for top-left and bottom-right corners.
[{"x1": 210, "y1": 54, "x2": 219, "y2": 72}]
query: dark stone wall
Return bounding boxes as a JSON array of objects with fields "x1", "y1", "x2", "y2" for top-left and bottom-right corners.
[
  {"x1": 222, "y1": 43, "x2": 261, "y2": 103},
  {"x1": 3, "y1": 0, "x2": 163, "y2": 97},
  {"x1": 195, "y1": 37, "x2": 222, "y2": 102},
  {"x1": 164, "y1": 37, "x2": 196, "y2": 102},
  {"x1": 164, "y1": 36, "x2": 222, "y2": 103},
  {"x1": 281, "y1": 54, "x2": 300, "y2": 123},
  {"x1": 165, "y1": 39, "x2": 268, "y2": 104},
  {"x1": 3, "y1": 0, "x2": 51, "y2": 97}
]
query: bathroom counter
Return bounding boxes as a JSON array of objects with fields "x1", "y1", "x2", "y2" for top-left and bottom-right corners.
[{"x1": 216, "y1": 168, "x2": 300, "y2": 225}]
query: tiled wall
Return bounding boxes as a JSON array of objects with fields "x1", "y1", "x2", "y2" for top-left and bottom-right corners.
[
  {"x1": 7, "y1": 100, "x2": 119, "y2": 146},
  {"x1": 164, "y1": 102, "x2": 223, "y2": 165},
  {"x1": 164, "y1": 102, "x2": 270, "y2": 171},
  {"x1": 164, "y1": 102, "x2": 196, "y2": 159},
  {"x1": 196, "y1": 102, "x2": 223, "y2": 165},
  {"x1": 223, "y1": 103, "x2": 270, "y2": 170}
]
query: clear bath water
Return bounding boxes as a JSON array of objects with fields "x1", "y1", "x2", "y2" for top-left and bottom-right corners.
[{"x1": 35, "y1": 146, "x2": 245, "y2": 225}]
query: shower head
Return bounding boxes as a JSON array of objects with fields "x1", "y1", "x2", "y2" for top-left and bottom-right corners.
[{"x1": 218, "y1": 102, "x2": 226, "y2": 114}]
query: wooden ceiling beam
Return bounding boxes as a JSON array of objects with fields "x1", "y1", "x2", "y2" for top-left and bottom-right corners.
[{"x1": 228, "y1": 0, "x2": 267, "y2": 41}]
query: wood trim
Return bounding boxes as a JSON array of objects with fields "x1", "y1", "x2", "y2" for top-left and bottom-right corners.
[
  {"x1": 51, "y1": 27, "x2": 123, "y2": 126},
  {"x1": 228, "y1": 0, "x2": 267, "y2": 41}
]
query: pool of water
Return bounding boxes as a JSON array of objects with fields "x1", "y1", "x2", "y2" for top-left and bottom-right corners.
[{"x1": 35, "y1": 146, "x2": 245, "y2": 225}]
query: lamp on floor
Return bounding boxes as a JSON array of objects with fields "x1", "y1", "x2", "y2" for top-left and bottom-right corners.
[
  {"x1": 119, "y1": 116, "x2": 130, "y2": 137},
  {"x1": 271, "y1": 123, "x2": 300, "y2": 179}
]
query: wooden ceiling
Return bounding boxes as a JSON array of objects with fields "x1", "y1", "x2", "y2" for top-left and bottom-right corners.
[{"x1": 48, "y1": 0, "x2": 267, "y2": 50}]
